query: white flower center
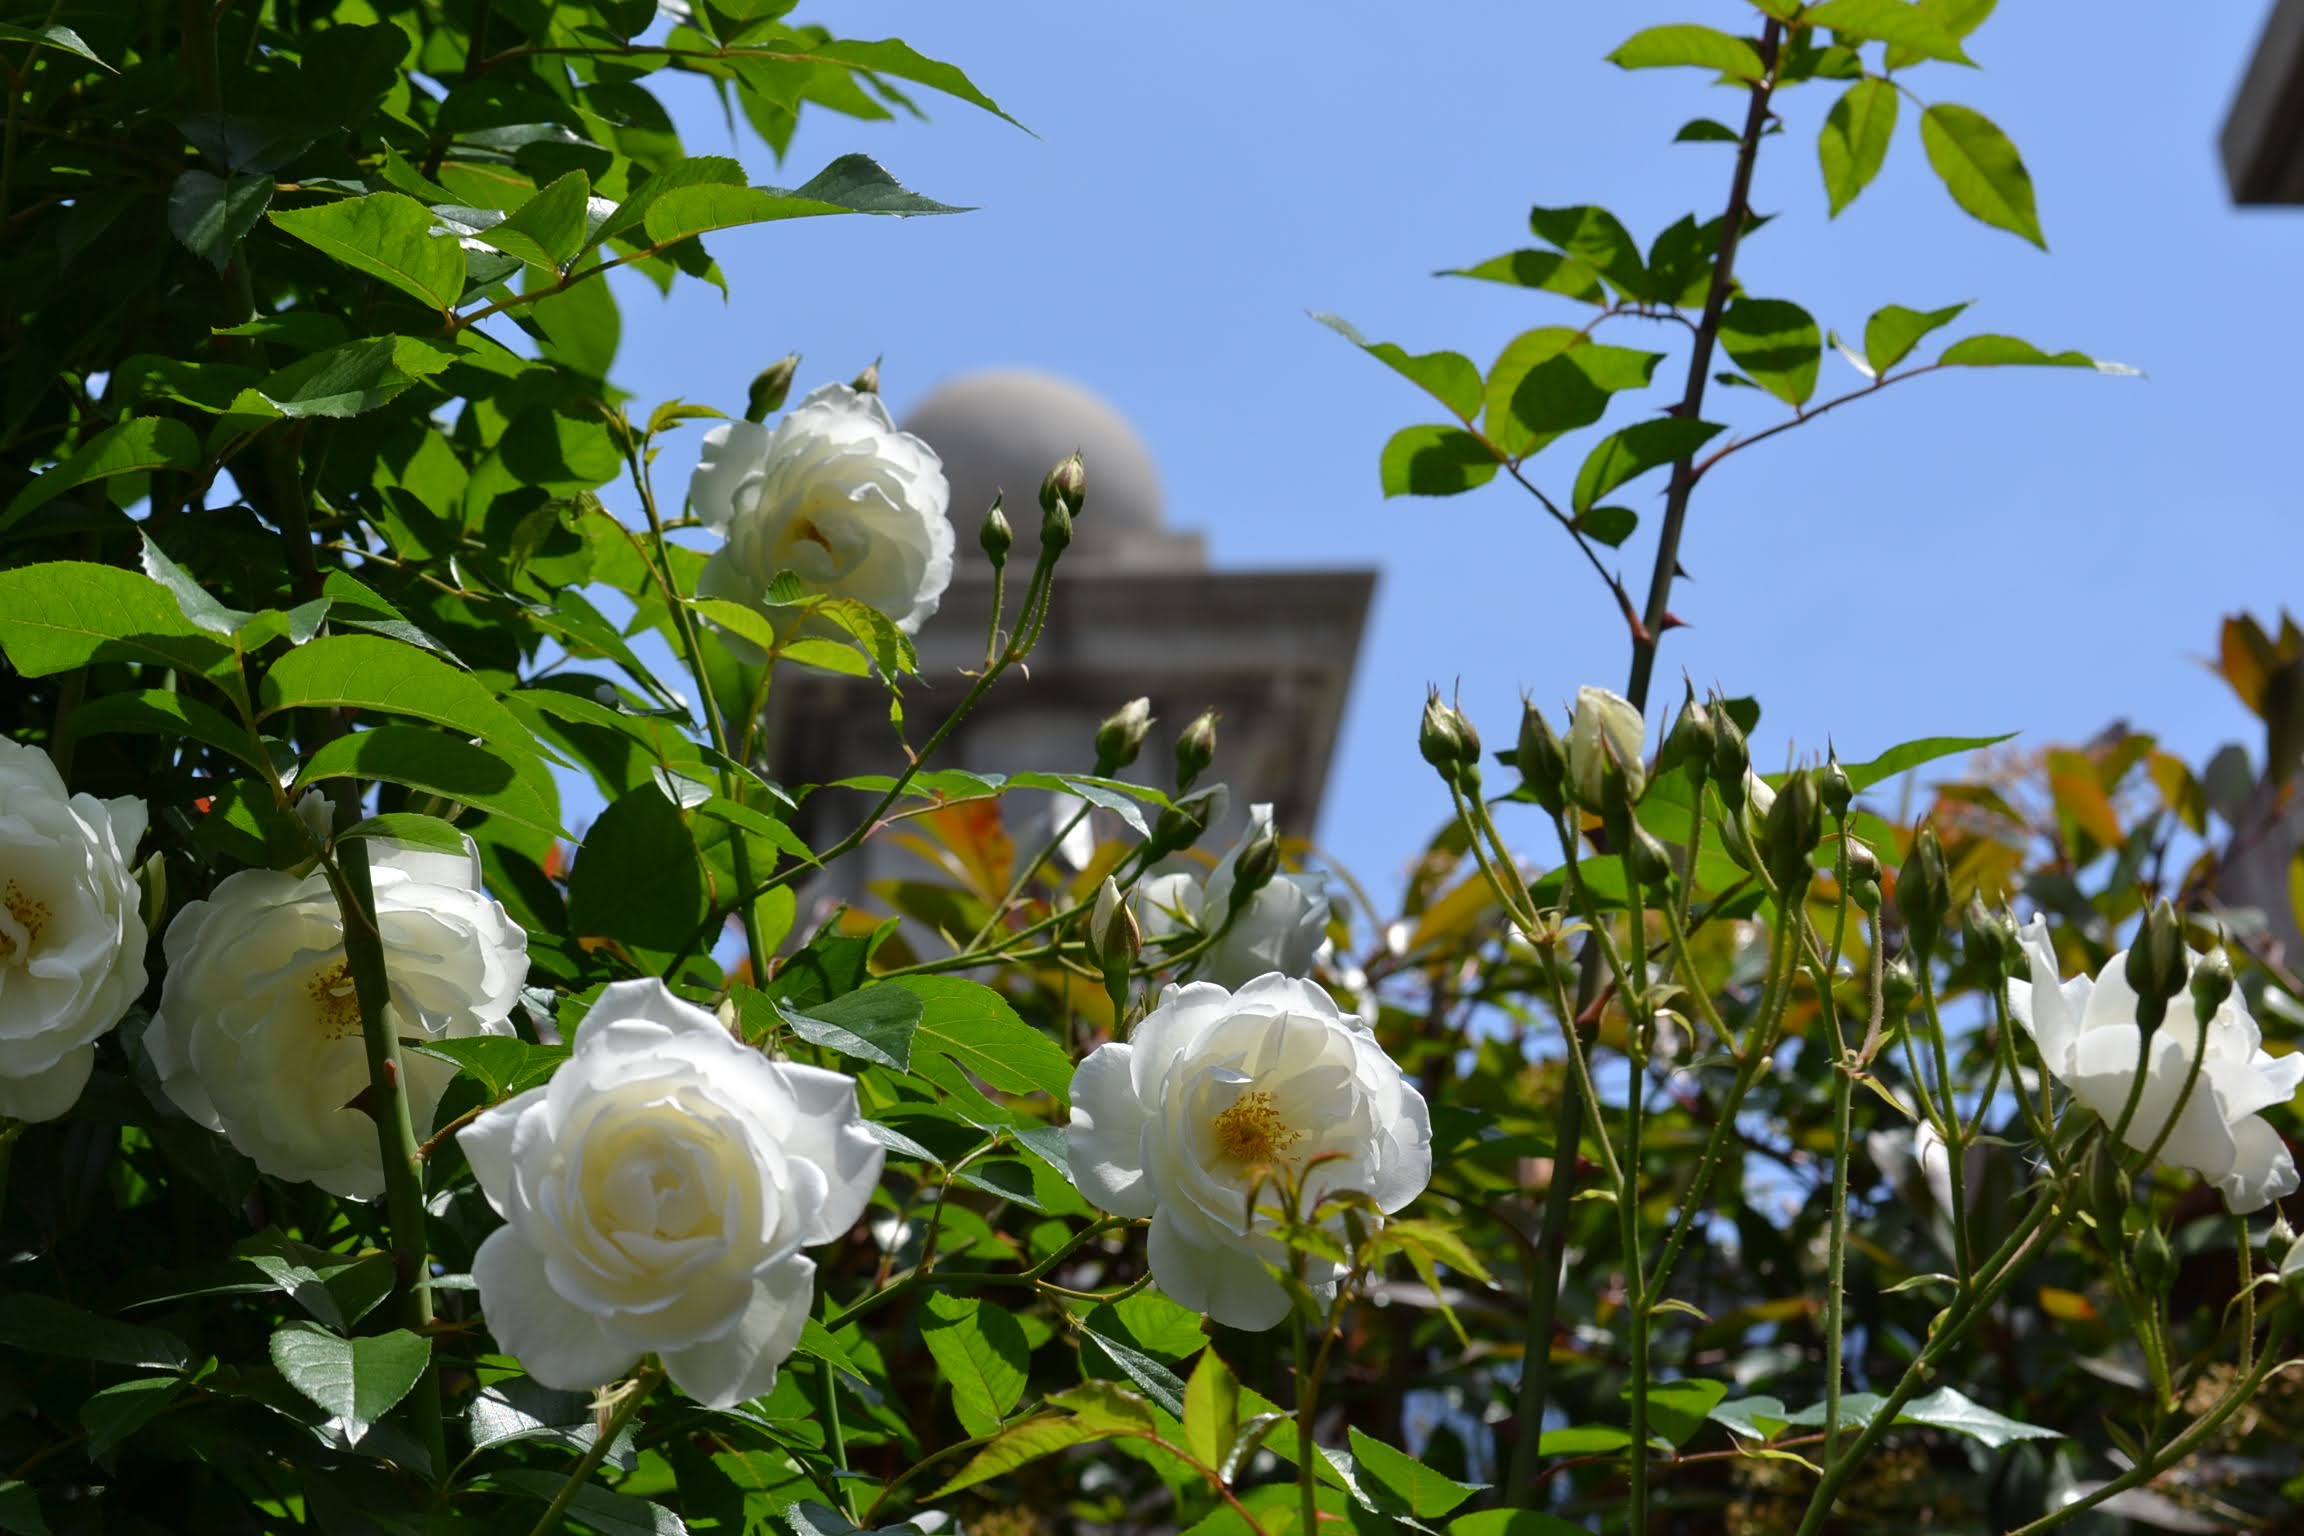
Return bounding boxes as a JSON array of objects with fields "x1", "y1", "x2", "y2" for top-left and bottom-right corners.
[
  {"x1": 1212, "y1": 1089, "x2": 1303, "y2": 1167},
  {"x1": 306, "y1": 962, "x2": 365, "y2": 1039},
  {"x1": 0, "y1": 878, "x2": 52, "y2": 963}
]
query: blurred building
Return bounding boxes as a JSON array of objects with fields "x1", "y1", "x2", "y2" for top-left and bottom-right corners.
[
  {"x1": 2224, "y1": 0, "x2": 2304, "y2": 203},
  {"x1": 764, "y1": 370, "x2": 1375, "y2": 911}
]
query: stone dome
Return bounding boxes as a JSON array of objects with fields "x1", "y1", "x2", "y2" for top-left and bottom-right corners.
[{"x1": 900, "y1": 370, "x2": 1199, "y2": 571}]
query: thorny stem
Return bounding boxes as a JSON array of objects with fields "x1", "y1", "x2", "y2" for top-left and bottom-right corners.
[{"x1": 522, "y1": 1366, "x2": 664, "y2": 1536}]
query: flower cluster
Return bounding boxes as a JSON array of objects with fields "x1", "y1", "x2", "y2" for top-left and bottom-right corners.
[{"x1": 1137, "y1": 803, "x2": 1329, "y2": 990}]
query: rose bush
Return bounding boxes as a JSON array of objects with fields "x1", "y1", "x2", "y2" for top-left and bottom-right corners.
[
  {"x1": 147, "y1": 839, "x2": 527, "y2": 1198},
  {"x1": 0, "y1": 737, "x2": 146, "y2": 1121}
]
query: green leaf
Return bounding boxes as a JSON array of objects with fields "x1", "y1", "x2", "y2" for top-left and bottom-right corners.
[
  {"x1": 168, "y1": 169, "x2": 273, "y2": 270},
  {"x1": 1674, "y1": 117, "x2": 1741, "y2": 142},
  {"x1": 1447, "y1": 1514, "x2": 1589, "y2": 1536},
  {"x1": 1919, "y1": 102, "x2": 2044, "y2": 247},
  {"x1": 258, "y1": 634, "x2": 542, "y2": 783},
  {"x1": 64, "y1": 688, "x2": 274, "y2": 776},
  {"x1": 1863, "y1": 300, "x2": 1969, "y2": 373},
  {"x1": 1624, "y1": 1378, "x2": 1729, "y2": 1448},
  {"x1": 137, "y1": 531, "x2": 252, "y2": 636},
  {"x1": 0, "y1": 561, "x2": 236, "y2": 688},
  {"x1": 1803, "y1": 0, "x2": 1975, "y2": 64},
  {"x1": 1526, "y1": 205, "x2": 1647, "y2": 300},
  {"x1": 892, "y1": 976, "x2": 1074, "y2": 1103},
  {"x1": 1312, "y1": 313, "x2": 1481, "y2": 420},
  {"x1": 782, "y1": 637, "x2": 871, "y2": 676},
  {"x1": 1937, "y1": 333, "x2": 2119, "y2": 370},
  {"x1": 0, "y1": 1482, "x2": 45, "y2": 1536},
  {"x1": 1438, "y1": 249, "x2": 1605, "y2": 305},
  {"x1": 1533, "y1": 1424, "x2": 1631, "y2": 1454},
  {"x1": 1717, "y1": 297, "x2": 1821, "y2": 406},
  {"x1": 481, "y1": 170, "x2": 593, "y2": 270},
  {"x1": 1899, "y1": 1385, "x2": 2061, "y2": 1449},
  {"x1": 469, "y1": 1377, "x2": 636, "y2": 1463},
  {"x1": 1607, "y1": 24, "x2": 1765, "y2": 80},
  {"x1": 1576, "y1": 506, "x2": 1638, "y2": 547},
  {"x1": 412, "y1": 1037, "x2": 568, "y2": 1101},
  {"x1": 1571, "y1": 418, "x2": 1724, "y2": 512},
  {"x1": 1819, "y1": 77, "x2": 1898, "y2": 217},
  {"x1": 0, "y1": 21, "x2": 113, "y2": 70},
  {"x1": 1707, "y1": 1395, "x2": 1792, "y2": 1440},
  {"x1": 787, "y1": 152, "x2": 973, "y2": 215},
  {"x1": 566, "y1": 782, "x2": 708, "y2": 951},
  {"x1": 1346, "y1": 1427, "x2": 1481, "y2": 1518},
  {"x1": 1, "y1": 419, "x2": 201, "y2": 534},
  {"x1": 640, "y1": 158, "x2": 963, "y2": 249},
  {"x1": 268, "y1": 1323, "x2": 429, "y2": 1443},
  {"x1": 919, "y1": 1292, "x2": 1029, "y2": 1437},
  {"x1": 270, "y1": 192, "x2": 468, "y2": 314},
  {"x1": 0, "y1": 1295, "x2": 189, "y2": 1371},
  {"x1": 1380, "y1": 425, "x2": 1499, "y2": 498},
  {"x1": 1887, "y1": 0, "x2": 1998, "y2": 69},
  {"x1": 338, "y1": 813, "x2": 481, "y2": 856},
  {"x1": 780, "y1": 38, "x2": 1022, "y2": 128},
  {"x1": 1078, "y1": 1324, "x2": 1190, "y2": 1418},
  {"x1": 490, "y1": 1469, "x2": 686, "y2": 1535},
  {"x1": 79, "y1": 1378, "x2": 185, "y2": 1462},
  {"x1": 1483, "y1": 328, "x2": 1662, "y2": 460},
  {"x1": 773, "y1": 984, "x2": 924, "y2": 1071},
  {"x1": 1182, "y1": 1350, "x2": 1240, "y2": 1471},
  {"x1": 254, "y1": 334, "x2": 460, "y2": 419},
  {"x1": 929, "y1": 1416, "x2": 1114, "y2": 1498},
  {"x1": 296, "y1": 727, "x2": 560, "y2": 836}
]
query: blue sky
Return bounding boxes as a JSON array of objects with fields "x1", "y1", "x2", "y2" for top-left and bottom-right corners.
[{"x1": 605, "y1": 2, "x2": 2299, "y2": 901}]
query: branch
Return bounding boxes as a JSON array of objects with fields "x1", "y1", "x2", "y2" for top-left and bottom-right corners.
[{"x1": 1691, "y1": 363, "x2": 1947, "y2": 481}]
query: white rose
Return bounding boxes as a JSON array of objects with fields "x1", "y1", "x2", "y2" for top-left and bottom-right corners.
[
  {"x1": 460, "y1": 979, "x2": 884, "y2": 1407},
  {"x1": 690, "y1": 382, "x2": 954, "y2": 658},
  {"x1": 2009, "y1": 916, "x2": 2304, "y2": 1214},
  {"x1": 1066, "y1": 973, "x2": 1432, "y2": 1330},
  {"x1": 1565, "y1": 685, "x2": 1646, "y2": 808},
  {"x1": 1136, "y1": 804, "x2": 1328, "y2": 990},
  {"x1": 0, "y1": 738, "x2": 148, "y2": 1122},
  {"x1": 147, "y1": 840, "x2": 527, "y2": 1198}
]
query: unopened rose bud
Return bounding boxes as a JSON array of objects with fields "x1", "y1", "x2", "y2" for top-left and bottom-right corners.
[
  {"x1": 1820, "y1": 755, "x2": 1853, "y2": 821},
  {"x1": 1626, "y1": 824, "x2": 1675, "y2": 894},
  {"x1": 1846, "y1": 842, "x2": 1882, "y2": 912},
  {"x1": 745, "y1": 353, "x2": 800, "y2": 421},
  {"x1": 1095, "y1": 697, "x2": 1153, "y2": 776},
  {"x1": 850, "y1": 358, "x2": 881, "y2": 395},
  {"x1": 1040, "y1": 500, "x2": 1074, "y2": 558},
  {"x1": 1710, "y1": 699, "x2": 1750, "y2": 803},
  {"x1": 2132, "y1": 1221, "x2": 2175, "y2": 1294},
  {"x1": 2190, "y1": 945, "x2": 2235, "y2": 1025},
  {"x1": 292, "y1": 788, "x2": 334, "y2": 847},
  {"x1": 2280, "y1": 1229, "x2": 2304, "y2": 1298},
  {"x1": 1565, "y1": 686, "x2": 1646, "y2": 811},
  {"x1": 1091, "y1": 877, "x2": 1141, "y2": 973},
  {"x1": 979, "y1": 497, "x2": 1013, "y2": 569},
  {"x1": 1515, "y1": 697, "x2": 1569, "y2": 816},
  {"x1": 1418, "y1": 689, "x2": 1480, "y2": 785},
  {"x1": 1176, "y1": 709, "x2": 1219, "y2": 793},
  {"x1": 1040, "y1": 451, "x2": 1087, "y2": 521},
  {"x1": 1880, "y1": 954, "x2": 1917, "y2": 1022},
  {"x1": 2124, "y1": 899, "x2": 2187, "y2": 1035},
  {"x1": 1962, "y1": 899, "x2": 2006, "y2": 974},
  {"x1": 1898, "y1": 827, "x2": 1950, "y2": 960},
  {"x1": 1152, "y1": 786, "x2": 1227, "y2": 857},
  {"x1": 1226, "y1": 826, "x2": 1282, "y2": 915},
  {"x1": 1763, "y1": 769, "x2": 1822, "y2": 897},
  {"x1": 1662, "y1": 693, "x2": 1714, "y2": 788}
]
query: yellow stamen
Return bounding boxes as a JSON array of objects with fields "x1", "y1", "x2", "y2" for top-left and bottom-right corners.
[
  {"x1": 0, "y1": 879, "x2": 51, "y2": 962},
  {"x1": 1212, "y1": 1090, "x2": 1302, "y2": 1166},
  {"x1": 307, "y1": 961, "x2": 365, "y2": 1039}
]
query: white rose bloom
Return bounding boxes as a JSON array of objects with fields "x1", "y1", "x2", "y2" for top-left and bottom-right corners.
[
  {"x1": 1136, "y1": 804, "x2": 1329, "y2": 990},
  {"x1": 147, "y1": 840, "x2": 526, "y2": 1198},
  {"x1": 460, "y1": 979, "x2": 883, "y2": 1407},
  {"x1": 0, "y1": 738, "x2": 148, "y2": 1122},
  {"x1": 690, "y1": 382, "x2": 954, "y2": 658},
  {"x1": 2009, "y1": 916, "x2": 2304, "y2": 1214},
  {"x1": 1565, "y1": 685, "x2": 1646, "y2": 807},
  {"x1": 1067, "y1": 973, "x2": 1432, "y2": 1331}
]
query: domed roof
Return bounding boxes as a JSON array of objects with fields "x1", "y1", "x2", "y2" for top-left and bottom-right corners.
[{"x1": 902, "y1": 370, "x2": 1193, "y2": 570}]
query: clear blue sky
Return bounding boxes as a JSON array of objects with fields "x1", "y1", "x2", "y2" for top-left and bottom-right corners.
[{"x1": 603, "y1": 2, "x2": 2298, "y2": 901}]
